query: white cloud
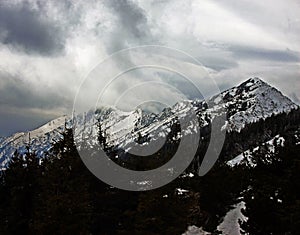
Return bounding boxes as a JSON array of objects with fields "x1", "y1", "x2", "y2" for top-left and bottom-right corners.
[{"x1": 0, "y1": 0, "x2": 299, "y2": 135}]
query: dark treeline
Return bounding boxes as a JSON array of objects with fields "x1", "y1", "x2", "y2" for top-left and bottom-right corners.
[
  {"x1": 0, "y1": 109, "x2": 299, "y2": 234},
  {"x1": 0, "y1": 127, "x2": 238, "y2": 234}
]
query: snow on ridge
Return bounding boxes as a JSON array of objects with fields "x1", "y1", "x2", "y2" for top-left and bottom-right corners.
[
  {"x1": 103, "y1": 108, "x2": 142, "y2": 145},
  {"x1": 0, "y1": 77, "x2": 298, "y2": 168},
  {"x1": 29, "y1": 116, "x2": 67, "y2": 139},
  {"x1": 227, "y1": 135, "x2": 285, "y2": 167},
  {"x1": 213, "y1": 77, "x2": 298, "y2": 132},
  {"x1": 0, "y1": 115, "x2": 68, "y2": 167}
]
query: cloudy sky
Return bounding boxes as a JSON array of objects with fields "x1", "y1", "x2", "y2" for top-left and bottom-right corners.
[{"x1": 0, "y1": 0, "x2": 299, "y2": 136}]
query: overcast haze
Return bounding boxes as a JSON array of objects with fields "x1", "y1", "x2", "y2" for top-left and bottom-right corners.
[{"x1": 0, "y1": 0, "x2": 299, "y2": 136}]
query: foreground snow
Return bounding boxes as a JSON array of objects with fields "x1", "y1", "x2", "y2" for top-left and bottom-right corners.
[
  {"x1": 217, "y1": 201, "x2": 248, "y2": 235},
  {"x1": 182, "y1": 226, "x2": 211, "y2": 235}
]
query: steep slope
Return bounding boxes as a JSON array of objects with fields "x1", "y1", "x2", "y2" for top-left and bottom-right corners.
[
  {"x1": 210, "y1": 77, "x2": 298, "y2": 132},
  {"x1": 0, "y1": 116, "x2": 67, "y2": 169}
]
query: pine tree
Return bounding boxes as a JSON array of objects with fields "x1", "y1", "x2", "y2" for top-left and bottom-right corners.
[
  {"x1": 0, "y1": 143, "x2": 40, "y2": 234},
  {"x1": 31, "y1": 127, "x2": 92, "y2": 234}
]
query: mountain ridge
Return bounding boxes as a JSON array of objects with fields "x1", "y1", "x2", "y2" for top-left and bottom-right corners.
[{"x1": 0, "y1": 77, "x2": 298, "y2": 169}]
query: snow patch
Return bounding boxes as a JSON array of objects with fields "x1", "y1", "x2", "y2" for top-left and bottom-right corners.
[
  {"x1": 217, "y1": 201, "x2": 247, "y2": 235},
  {"x1": 182, "y1": 226, "x2": 211, "y2": 235}
]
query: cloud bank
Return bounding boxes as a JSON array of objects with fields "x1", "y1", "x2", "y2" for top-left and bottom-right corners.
[{"x1": 0, "y1": 0, "x2": 299, "y2": 135}]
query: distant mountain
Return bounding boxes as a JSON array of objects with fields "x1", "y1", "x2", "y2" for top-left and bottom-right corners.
[{"x1": 0, "y1": 77, "x2": 298, "y2": 170}]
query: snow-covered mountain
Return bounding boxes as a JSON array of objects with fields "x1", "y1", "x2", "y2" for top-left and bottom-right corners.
[
  {"x1": 0, "y1": 116, "x2": 67, "y2": 170},
  {"x1": 209, "y1": 77, "x2": 298, "y2": 131},
  {"x1": 0, "y1": 77, "x2": 298, "y2": 169}
]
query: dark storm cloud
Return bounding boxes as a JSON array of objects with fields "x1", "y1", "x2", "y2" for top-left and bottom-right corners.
[
  {"x1": 229, "y1": 46, "x2": 300, "y2": 62},
  {"x1": 0, "y1": 2, "x2": 65, "y2": 55},
  {"x1": 0, "y1": 0, "x2": 299, "y2": 137},
  {"x1": 105, "y1": 0, "x2": 153, "y2": 53},
  {"x1": 0, "y1": 108, "x2": 59, "y2": 136},
  {"x1": 0, "y1": 71, "x2": 72, "y2": 136},
  {"x1": 101, "y1": 0, "x2": 156, "y2": 89},
  {"x1": 108, "y1": 0, "x2": 149, "y2": 38},
  {"x1": 0, "y1": 72, "x2": 71, "y2": 110}
]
